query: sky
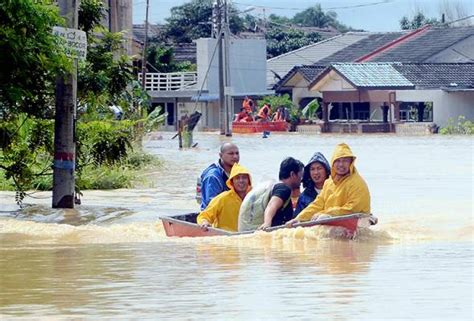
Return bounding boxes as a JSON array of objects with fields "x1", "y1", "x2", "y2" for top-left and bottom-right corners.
[{"x1": 133, "y1": 0, "x2": 473, "y2": 32}]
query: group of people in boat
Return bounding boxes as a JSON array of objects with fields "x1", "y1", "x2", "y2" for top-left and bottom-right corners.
[
  {"x1": 196, "y1": 141, "x2": 372, "y2": 232},
  {"x1": 234, "y1": 96, "x2": 289, "y2": 123}
]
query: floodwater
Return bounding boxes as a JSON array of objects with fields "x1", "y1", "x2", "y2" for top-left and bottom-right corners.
[{"x1": 0, "y1": 132, "x2": 472, "y2": 320}]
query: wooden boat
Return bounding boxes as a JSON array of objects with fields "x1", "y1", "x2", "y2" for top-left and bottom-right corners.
[
  {"x1": 161, "y1": 213, "x2": 373, "y2": 238},
  {"x1": 232, "y1": 120, "x2": 288, "y2": 133}
]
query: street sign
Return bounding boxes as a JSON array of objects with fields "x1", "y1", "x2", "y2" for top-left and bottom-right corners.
[{"x1": 53, "y1": 26, "x2": 87, "y2": 60}]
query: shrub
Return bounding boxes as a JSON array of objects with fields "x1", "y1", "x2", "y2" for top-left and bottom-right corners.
[{"x1": 440, "y1": 116, "x2": 474, "y2": 135}]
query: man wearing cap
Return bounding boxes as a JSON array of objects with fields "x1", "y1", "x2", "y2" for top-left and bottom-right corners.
[{"x1": 287, "y1": 143, "x2": 370, "y2": 225}]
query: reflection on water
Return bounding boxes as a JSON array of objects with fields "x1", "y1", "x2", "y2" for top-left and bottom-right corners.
[{"x1": 0, "y1": 132, "x2": 473, "y2": 319}]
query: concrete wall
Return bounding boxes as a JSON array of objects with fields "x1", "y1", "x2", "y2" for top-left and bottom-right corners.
[
  {"x1": 103, "y1": 0, "x2": 133, "y2": 55},
  {"x1": 195, "y1": 38, "x2": 267, "y2": 96},
  {"x1": 292, "y1": 78, "x2": 321, "y2": 105},
  {"x1": 396, "y1": 89, "x2": 474, "y2": 127},
  {"x1": 176, "y1": 101, "x2": 220, "y2": 131}
]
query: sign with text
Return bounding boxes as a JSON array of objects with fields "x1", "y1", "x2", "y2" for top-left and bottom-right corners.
[{"x1": 53, "y1": 26, "x2": 87, "y2": 60}]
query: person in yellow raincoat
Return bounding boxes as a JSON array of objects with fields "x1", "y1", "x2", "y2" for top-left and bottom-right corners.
[
  {"x1": 197, "y1": 163, "x2": 252, "y2": 232},
  {"x1": 287, "y1": 143, "x2": 370, "y2": 225}
]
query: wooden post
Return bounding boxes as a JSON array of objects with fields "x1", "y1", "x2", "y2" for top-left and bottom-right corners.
[
  {"x1": 322, "y1": 101, "x2": 329, "y2": 133},
  {"x1": 178, "y1": 120, "x2": 183, "y2": 149},
  {"x1": 394, "y1": 102, "x2": 400, "y2": 121}
]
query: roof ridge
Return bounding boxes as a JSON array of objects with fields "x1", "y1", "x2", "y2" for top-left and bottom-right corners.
[{"x1": 356, "y1": 25, "x2": 431, "y2": 62}]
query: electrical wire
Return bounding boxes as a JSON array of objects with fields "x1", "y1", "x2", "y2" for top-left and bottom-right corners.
[{"x1": 233, "y1": 0, "x2": 395, "y2": 12}]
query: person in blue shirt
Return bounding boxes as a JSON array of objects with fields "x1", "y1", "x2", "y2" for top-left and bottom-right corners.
[
  {"x1": 293, "y1": 152, "x2": 330, "y2": 217},
  {"x1": 199, "y1": 143, "x2": 240, "y2": 210}
]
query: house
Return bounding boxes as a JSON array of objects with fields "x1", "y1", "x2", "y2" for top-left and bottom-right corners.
[
  {"x1": 267, "y1": 31, "x2": 406, "y2": 89},
  {"x1": 142, "y1": 37, "x2": 272, "y2": 131},
  {"x1": 273, "y1": 25, "x2": 474, "y2": 132},
  {"x1": 308, "y1": 62, "x2": 474, "y2": 133}
]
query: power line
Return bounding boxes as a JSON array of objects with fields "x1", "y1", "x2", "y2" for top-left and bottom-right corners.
[
  {"x1": 233, "y1": 0, "x2": 395, "y2": 12},
  {"x1": 444, "y1": 14, "x2": 474, "y2": 25}
]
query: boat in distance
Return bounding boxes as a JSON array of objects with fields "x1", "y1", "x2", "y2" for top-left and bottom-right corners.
[{"x1": 231, "y1": 121, "x2": 288, "y2": 133}]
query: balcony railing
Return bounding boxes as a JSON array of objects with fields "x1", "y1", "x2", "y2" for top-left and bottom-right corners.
[{"x1": 138, "y1": 72, "x2": 198, "y2": 91}]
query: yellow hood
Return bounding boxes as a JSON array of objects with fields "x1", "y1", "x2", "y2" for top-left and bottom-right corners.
[
  {"x1": 226, "y1": 163, "x2": 252, "y2": 190},
  {"x1": 330, "y1": 143, "x2": 357, "y2": 178}
]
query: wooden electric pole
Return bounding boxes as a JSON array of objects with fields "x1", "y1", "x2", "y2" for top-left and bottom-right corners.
[{"x1": 53, "y1": 0, "x2": 79, "y2": 208}]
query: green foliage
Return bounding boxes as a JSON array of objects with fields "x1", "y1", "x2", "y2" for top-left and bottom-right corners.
[
  {"x1": 76, "y1": 121, "x2": 135, "y2": 168},
  {"x1": 162, "y1": 0, "x2": 244, "y2": 43},
  {"x1": 146, "y1": 45, "x2": 195, "y2": 72},
  {"x1": 266, "y1": 28, "x2": 321, "y2": 58},
  {"x1": 78, "y1": 31, "x2": 134, "y2": 108},
  {"x1": 400, "y1": 12, "x2": 440, "y2": 30},
  {"x1": 144, "y1": 106, "x2": 167, "y2": 133},
  {"x1": 76, "y1": 165, "x2": 133, "y2": 190},
  {"x1": 257, "y1": 94, "x2": 296, "y2": 114},
  {"x1": 0, "y1": 117, "x2": 161, "y2": 201},
  {"x1": 292, "y1": 4, "x2": 336, "y2": 28},
  {"x1": 301, "y1": 99, "x2": 320, "y2": 120},
  {"x1": 267, "y1": 14, "x2": 292, "y2": 26},
  {"x1": 78, "y1": 0, "x2": 105, "y2": 34},
  {"x1": 0, "y1": 114, "x2": 54, "y2": 197},
  {"x1": 0, "y1": 0, "x2": 70, "y2": 118},
  {"x1": 440, "y1": 116, "x2": 474, "y2": 135}
]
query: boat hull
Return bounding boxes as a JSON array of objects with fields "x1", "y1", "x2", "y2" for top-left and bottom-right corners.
[
  {"x1": 162, "y1": 213, "x2": 231, "y2": 237},
  {"x1": 232, "y1": 121, "x2": 288, "y2": 133},
  {"x1": 161, "y1": 213, "x2": 369, "y2": 238}
]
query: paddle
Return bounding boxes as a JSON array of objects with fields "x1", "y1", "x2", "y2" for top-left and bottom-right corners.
[{"x1": 263, "y1": 213, "x2": 373, "y2": 232}]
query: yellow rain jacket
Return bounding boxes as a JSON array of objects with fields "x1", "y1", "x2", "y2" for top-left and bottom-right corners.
[
  {"x1": 295, "y1": 143, "x2": 370, "y2": 221},
  {"x1": 197, "y1": 163, "x2": 252, "y2": 231}
]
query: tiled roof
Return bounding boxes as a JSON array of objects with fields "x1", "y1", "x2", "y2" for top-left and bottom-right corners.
[
  {"x1": 316, "y1": 32, "x2": 406, "y2": 65},
  {"x1": 273, "y1": 65, "x2": 326, "y2": 90},
  {"x1": 133, "y1": 24, "x2": 164, "y2": 43},
  {"x1": 174, "y1": 43, "x2": 197, "y2": 63},
  {"x1": 370, "y1": 26, "x2": 474, "y2": 63},
  {"x1": 393, "y1": 63, "x2": 474, "y2": 89},
  {"x1": 267, "y1": 32, "x2": 370, "y2": 87},
  {"x1": 332, "y1": 63, "x2": 414, "y2": 88},
  {"x1": 299, "y1": 65, "x2": 327, "y2": 81}
]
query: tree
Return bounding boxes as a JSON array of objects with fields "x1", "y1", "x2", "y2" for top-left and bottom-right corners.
[
  {"x1": 76, "y1": 1, "x2": 148, "y2": 120},
  {"x1": 146, "y1": 45, "x2": 194, "y2": 73},
  {"x1": 0, "y1": 0, "x2": 149, "y2": 204},
  {"x1": 0, "y1": 0, "x2": 70, "y2": 119},
  {"x1": 292, "y1": 4, "x2": 335, "y2": 28},
  {"x1": 266, "y1": 28, "x2": 321, "y2": 58},
  {"x1": 400, "y1": 11, "x2": 440, "y2": 30},
  {"x1": 162, "y1": 0, "x2": 244, "y2": 43},
  {"x1": 288, "y1": 4, "x2": 352, "y2": 32}
]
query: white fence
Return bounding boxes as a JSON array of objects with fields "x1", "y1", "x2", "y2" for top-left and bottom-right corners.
[{"x1": 138, "y1": 72, "x2": 198, "y2": 91}]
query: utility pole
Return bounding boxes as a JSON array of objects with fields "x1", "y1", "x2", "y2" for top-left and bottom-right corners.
[
  {"x1": 141, "y1": 0, "x2": 150, "y2": 92},
  {"x1": 217, "y1": 0, "x2": 225, "y2": 135},
  {"x1": 53, "y1": 0, "x2": 79, "y2": 208},
  {"x1": 223, "y1": 0, "x2": 232, "y2": 136}
]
